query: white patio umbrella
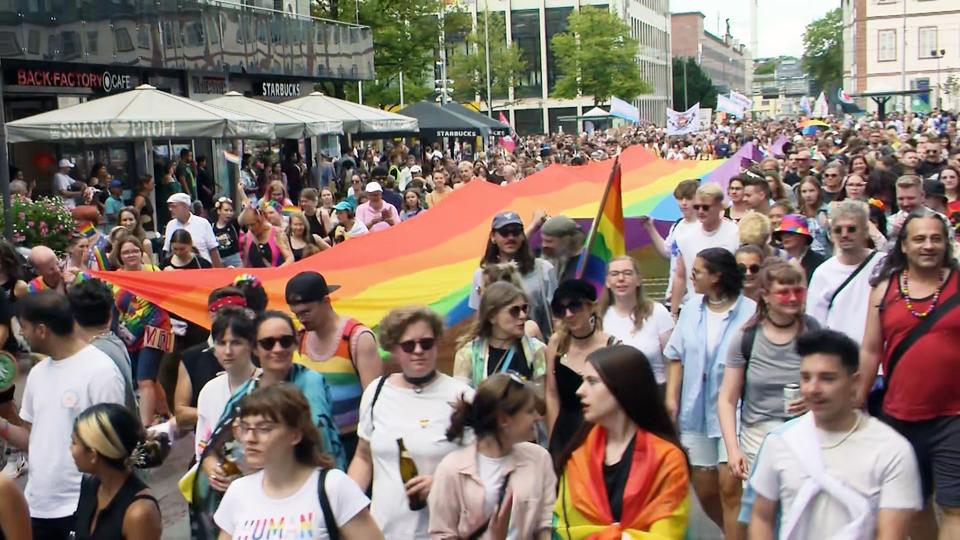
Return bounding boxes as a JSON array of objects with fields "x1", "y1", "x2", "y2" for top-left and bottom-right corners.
[
  {"x1": 204, "y1": 92, "x2": 343, "y2": 139},
  {"x1": 281, "y1": 92, "x2": 418, "y2": 135},
  {"x1": 5, "y1": 84, "x2": 273, "y2": 143}
]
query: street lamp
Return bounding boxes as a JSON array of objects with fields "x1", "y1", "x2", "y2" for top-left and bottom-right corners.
[{"x1": 932, "y1": 49, "x2": 946, "y2": 110}]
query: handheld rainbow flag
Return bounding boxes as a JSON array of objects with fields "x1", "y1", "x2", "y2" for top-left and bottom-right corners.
[
  {"x1": 77, "y1": 221, "x2": 97, "y2": 238},
  {"x1": 282, "y1": 205, "x2": 301, "y2": 217},
  {"x1": 576, "y1": 158, "x2": 625, "y2": 294}
]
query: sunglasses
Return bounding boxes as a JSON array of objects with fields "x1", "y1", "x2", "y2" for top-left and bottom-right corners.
[
  {"x1": 498, "y1": 370, "x2": 528, "y2": 400},
  {"x1": 257, "y1": 335, "x2": 297, "y2": 350},
  {"x1": 823, "y1": 173, "x2": 839, "y2": 177},
  {"x1": 507, "y1": 304, "x2": 529, "y2": 318},
  {"x1": 552, "y1": 299, "x2": 586, "y2": 318},
  {"x1": 771, "y1": 287, "x2": 807, "y2": 301},
  {"x1": 398, "y1": 337, "x2": 436, "y2": 354},
  {"x1": 738, "y1": 263, "x2": 761, "y2": 275},
  {"x1": 692, "y1": 204, "x2": 713, "y2": 211},
  {"x1": 832, "y1": 225, "x2": 858, "y2": 235},
  {"x1": 496, "y1": 226, "x2": 524, "y2": 238}
]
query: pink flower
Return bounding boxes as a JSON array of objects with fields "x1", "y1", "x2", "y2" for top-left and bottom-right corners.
[{"x1": 27, "y1": 221, "x2": 34, "y2": 227}]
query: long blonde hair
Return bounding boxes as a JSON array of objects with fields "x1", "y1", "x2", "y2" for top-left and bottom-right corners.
[{"x1": 598, "y1": 255, "x2": 654, "y2": 332}]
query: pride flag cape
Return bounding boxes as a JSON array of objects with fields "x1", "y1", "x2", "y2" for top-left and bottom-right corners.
[
  {"x1": 93, "y1": 145, "x2": 748, "y2": 329},
  {"x1": 576, "y1": 158, "x2": 626, "y2": 295}
]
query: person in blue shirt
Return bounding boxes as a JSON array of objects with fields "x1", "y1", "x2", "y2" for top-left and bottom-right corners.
[
  {"x1": 664, "y1": 247, "x2": 755, "y2": 540},
  {"x1": 104, "y1": 179, "x2": 125, "y2": 230}
]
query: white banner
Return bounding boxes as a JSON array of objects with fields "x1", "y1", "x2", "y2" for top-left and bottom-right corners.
[
  {"x1": 666, "y1": 103, "x2": 700, "y2": 136},
  {"x1": 609, "y1": 96, "x2": 641, "y2": 123},
  {"x1": 813, "y1": 91, "x2": 830, "y2": 118},
  {"x1": 717, "y1": 94, "x2": 746, "y2": 118},
  {"x1": 728, "y1": 90, "x2": 752, "y2": 111}
]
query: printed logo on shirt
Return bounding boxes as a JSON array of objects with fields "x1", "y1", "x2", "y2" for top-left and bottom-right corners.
[
  {"x1": 61, "y1": 390, "x2": 79, "y2": 409},
  {"x1": 234, "y1": 512, "x2": 316, "y2": 539},
  {"x1": 143, "y1": 325, "x2": 175, "y2": 352}
]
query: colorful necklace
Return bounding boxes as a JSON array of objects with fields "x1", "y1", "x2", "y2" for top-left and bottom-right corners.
[{"x1": 900, "y1": 269, "x2": 946, "y2": 319}]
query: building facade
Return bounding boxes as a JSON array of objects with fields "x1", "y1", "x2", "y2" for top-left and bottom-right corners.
[
  {"x1": 750, "y1": 57, "x2": 814, "y2": 119},
  {"x1": 842, "y1": 0, "x2": 959, "y2": 113},
  {"x1": 1, "y1": 0, "x2": 373, "y2": 191},
  {"x1": 671, "y1": 12, "x2": 749, "y2": 96},
  {"x1": 465, "y1": 0, "x2": 671, "y2": 135}
]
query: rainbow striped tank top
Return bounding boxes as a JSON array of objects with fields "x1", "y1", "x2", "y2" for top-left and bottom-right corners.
[{"x1": 295, "y1": 318, "x2": 366, "y2": 434}]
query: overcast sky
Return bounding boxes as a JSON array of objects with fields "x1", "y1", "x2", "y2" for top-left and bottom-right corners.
[{"x1": 670, "y1": 0, "x2": 838, "y2": 59}]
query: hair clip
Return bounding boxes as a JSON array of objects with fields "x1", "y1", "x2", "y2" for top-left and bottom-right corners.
[
  {"x1": 867, "y1": 198, "x2": 885, "y2": 211},
  {"x1": 233, "y1": 273, "x2": 262, "y2": 288}
]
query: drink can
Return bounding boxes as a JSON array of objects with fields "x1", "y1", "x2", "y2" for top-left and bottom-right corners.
[{"x1": 783, "y1": 383, "x2": 801, "y2": 415}]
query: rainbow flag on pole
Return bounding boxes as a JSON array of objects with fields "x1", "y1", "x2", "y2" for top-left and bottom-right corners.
[{"x1": 576, "y1": 158, "x2": 626, "y2": 295}]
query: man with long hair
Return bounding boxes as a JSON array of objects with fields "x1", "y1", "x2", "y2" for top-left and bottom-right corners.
[{"x1": 860, "y1": 208, "x2": 960, "y2": 539}]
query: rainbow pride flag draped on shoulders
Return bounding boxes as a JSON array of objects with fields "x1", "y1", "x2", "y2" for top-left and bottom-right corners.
[
  {"x1": 576, "y1": 158, "x2": 626, "y2": 295},
  {"x1": 553, "y1": 425, "x2": 690, "y2": 539}
]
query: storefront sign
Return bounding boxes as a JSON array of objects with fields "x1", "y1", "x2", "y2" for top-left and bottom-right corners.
[
  {"x1": 254, "y1": 81, "x2": 302, "y2": 98},
  {"x1": 8, "y1": 66, "x2": 138, "y2": 94},
  {"x1": 435, "y1": 130, "x2": 478, "y2": 138},
  {"x1": 48, "y1": 120, "x2": 179, "y2": 140},
  {"x1": 191, "y1": 75, "x2": 227, "y2": 96}
]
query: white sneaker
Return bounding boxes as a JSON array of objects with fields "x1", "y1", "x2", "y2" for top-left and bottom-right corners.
[
  {"x1": 146, "y1": 419, "x2": 176, "y2": 442},
  {"x1": 2, "y1": 452, "x2": 27, "y2": 479}
]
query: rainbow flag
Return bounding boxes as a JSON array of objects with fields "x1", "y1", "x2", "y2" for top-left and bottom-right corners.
[
  {"x1": 283, "y1": 205, "x2": 301, "y2": 217},
  {"x1": 77, "y1": 221, "x2": 97, "y2": 238},
  {"x1": 576, "y1": 158, "x2": 625, "y2": 294},
  {"x1": 91, "y1": 144, "x2": 754, "y2": 330}
]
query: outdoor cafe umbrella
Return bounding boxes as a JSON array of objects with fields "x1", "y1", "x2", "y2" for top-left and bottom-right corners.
[
  {"x1": 204, "y1": 92, "x2": 344, "y2": 139},
  {"x1": 5, "y1": 84, "x2": 273, "y2": 143},
  {"x1": 282, "y1": 92, "x2": 418, "y2": 136}
]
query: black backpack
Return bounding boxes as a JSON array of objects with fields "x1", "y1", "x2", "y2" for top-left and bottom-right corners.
[{"x1": 318, "y1": 468, "x2": 339, "y2": 540}]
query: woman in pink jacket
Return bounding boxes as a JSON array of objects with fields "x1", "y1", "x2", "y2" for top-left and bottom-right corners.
[{"x1": 428, "y1": 372, "x2": 556, "y2": 540}]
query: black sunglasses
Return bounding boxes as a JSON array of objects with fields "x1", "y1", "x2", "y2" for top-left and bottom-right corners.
[
  {"x1": 692, "y1": 204, "x2": 713, "y2": 211},
  {"x1": 398, "y1": 338, "x2": 436, "y2": 354},
  {"x1": 496, "y1": 226, "x2": 524, "y2": 238},
  {"x1": 507, "y1": 304, "x2": 529, "y2": 318},
  {"x1": 257, "y1": 335, "x2": 297, "y2": 350},
  {"x1": 738, "y1": 263, "x2": 761, "y2": 275},
  {"x1": 832, "y1": 225, "x2": 858, "y2": 235},
  {"x1": 498, "y1": 370, "x2": 528, "y2": 401},
  {"x1": 552, "y1": 299, "x2": 586, "y2": 317}
]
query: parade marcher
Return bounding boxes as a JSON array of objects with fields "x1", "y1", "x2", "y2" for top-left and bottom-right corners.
[
  {"x1": 0, "y1": 474, "x2": 30, "y2": 539},
  {"x1": 0, "y1": 292, "x2": 125, "y2": 540},
  {"x1": 161, "y1": 230, "x2": 213, "y2": 270},
  {"x1": 332, "y1": 202, "x2": 369, "y2": 243},
  {"x1": 348, "y1": 306, "x2": 470, "y2": 539},
  {"x1": 162, "y1": 193, "x2": 221, "y2": 267},
  {"x1": 237, "y1": 204, "x2": 294, "y2": 267},
  {"x1": 748, "y1": 329, "x2": 921, "y2": 540},
  {"x1": 429, "y1": 373, "x2": 556, "y2": 540},
  {"x1": 742, "y1": 177, "x2": 772, "y2": 215},
  {"x1": 670, "y1": 184, "x2": 740, "y2": 318},
  {"x1": 644, "y1": 180, "x2": 701, "y2": 307},
  {"x1": 553, "y1": 345, "x2": 690, "y2": 538},
  {"x1": 600, "y1": 256, "x2": 674, "y2": 390},
  {"x1": 214, "y1": 385, "x2": 383, "y2": 540},
  {"x1": 117, "y1": 207, "x2": 155, "y2": 264},
  {"x1": 724, "y1": 177, "x2": 749, "y2": 223},
  {"x1": 469, "y1": 211, "x2": 557, "y2": 338},
  {"x1": 860, "y1": 209, "x2": 960, "y2": 538},
  {"x1": 299, "y1": 188, "x2": 332, "y2": 241},
  {"x1": 356, "y1": 182, "x2": 400, "y2": 231},
  {"x1": 806, "y1": 200, "x2": 883, "y2": 343},
  {"x1": 796, "y1": 176, "x2": 831, "y2": 256},
  {"x1": 536, "y1": 215, "x2": 585, "y2": 283},
  {"x1": 887, "y1": 175, "x2": 927, "y2": 240},
  {"x1": 664, "y1": 248, "x2": 755, "y2": 538},
  {"x1": 455, "y1": 282, "x2": 547, "y2": 388},
  {"x1": 286, "y1": 271, "x2": 382, "y2": 462},
  {"x1": 544, "y1": 279, "x2": 614, "y2": 455},
  {"x1": 70, "y1": 404, "x2": 164, "y2": 540},
  {"x1": 211, "y1": 198, "x2": 241, "y2": 268},
  {"x1": 773, "y1": 214, "x2": 827, "y2": 282},
  {"x1": 21, "y1": 246, "x2": 67, "y2": 297}
]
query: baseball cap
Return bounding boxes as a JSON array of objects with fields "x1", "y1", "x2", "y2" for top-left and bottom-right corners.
[
  {"x1": 109, "y1": 179, "x2": 123, "y2": 189},
  {"x1": 924, "y1": 179, "x2": 948, "y2": 201},
  {"x1": 491, "y1": 211, "x2": 523, "y2": 230},
  {"x1": 365, "y1": 181, "x2": 383, "y2": 193},
  {"x1": 167, "y1": 193, "x2": 191, "y2": 206},
  {"x1": 410, "y1": 165, "x2": 423, "y2": 175},
  {"x1": 541, "y1": 215, "x2": 580, "y2": 237},
  {"x1": 333, "y1": 201, "x2": 353, "y2": 212},
  {"x1": 58, "y1": 159, "x2": 74, "y2": 168},
  {"x1": 285, "y1": 271, "x2": 340, "y2": 305}
]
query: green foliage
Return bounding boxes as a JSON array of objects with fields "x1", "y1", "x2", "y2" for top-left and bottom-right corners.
[
  {"x1": 754, "y1": 61, "x2": 777, "y2": 76},
  {"x1": 448, "y1": 14, "x2": 525, "y2": 109},
  {"x1": 549, "y1": 7, "x2": 652, "y2": 106},
  {"x1": 0, "y1": 197, "x2": 76, "y2": 255},
  {"x1": 672, "y1": 57, "x2": 717, "y2": 110},
  {"x1": 802, "y1": 8, "x2": 843, "y2": 91}
]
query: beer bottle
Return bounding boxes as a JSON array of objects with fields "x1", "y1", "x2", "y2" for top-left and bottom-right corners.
[{"x1": 397, "y1": 438, "x2": 425, "y2": 510}]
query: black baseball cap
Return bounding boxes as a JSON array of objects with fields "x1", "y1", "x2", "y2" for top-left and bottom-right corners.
[{"x1": 285, "y1": 271, "x2": 340, "y2": 305}]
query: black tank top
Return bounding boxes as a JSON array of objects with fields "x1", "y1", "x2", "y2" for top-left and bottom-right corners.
[
  {"x1": 74, "y1": 474, "x2": 158, "y2": 540},
  {"x1": 181, "y1": 343, "x2": 222, "y2": 407}
]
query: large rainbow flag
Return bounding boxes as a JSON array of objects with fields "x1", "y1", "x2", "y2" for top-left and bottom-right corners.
[
  {"x1": 576, "y1": 158, "x2": 626, "y2": 295},
  {"x1": 93, "y1": 144, "x2": 749, "y2": 329}
]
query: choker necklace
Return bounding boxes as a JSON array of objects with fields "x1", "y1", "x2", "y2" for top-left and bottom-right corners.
[
  {"x1": 707, "y1": 296, "x2": 729, "y2": 306},
  {"x1": 571, "y1": 325, "x2": 596, "y2": 340},
  {"x1": 403, "y1": 370, "x2": 438, "y2": 393},
  {"x1": 766, "y1": 315, "x2": 797, "y2": 329}
]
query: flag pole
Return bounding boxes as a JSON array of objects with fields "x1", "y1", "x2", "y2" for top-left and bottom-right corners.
[{"x1": 576, "y1": 156, "x2": 620, "y2": 278}]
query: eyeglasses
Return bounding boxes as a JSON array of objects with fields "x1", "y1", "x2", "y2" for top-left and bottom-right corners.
[
  {"x1": 237, "y1": 422, "x2": 277, "y2": 438},
  {"x1": 496, "y1": 226, "x2": 524, "y2": 238},
  {"x1": 507, "y1": 304, "x2": 529, "y2": 318},
  {"x1": 607, "y1": 269, "x2": 637, "y2": 278},
  {"x1": 771, "y1": 287, "x2": 807, "y2": 301},
  {"x1": 552, "y1": 299, "x2": 586, "y2": 318},
  {"x1": 692, "y1": 204, "x2": 713, "y2": 211},
  {"x1": 823, "y1": 173, "x2": 839, "y2": 178},
  {"x1": 257, "y1": 335, "x2": 297, "y2": 350},
  {"x1": 398, "y1": 338, "x2": 436, "y2": 354},
  {"x1": 832, "y1": 225, "x2": 858, "y2": 235},
  {"x1": 738, "y1": 263, "x2": 761, "y2": 275}
]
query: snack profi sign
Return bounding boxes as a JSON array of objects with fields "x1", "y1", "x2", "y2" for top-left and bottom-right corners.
[{"x1": 10, "y1": 66, "x2": 137, "y2": 94}]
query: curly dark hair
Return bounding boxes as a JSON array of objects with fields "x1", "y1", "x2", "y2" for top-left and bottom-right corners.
[
  {"x1": 697, "y1": 247, "x2": 745, "y2": 299},
  {"x1": 871, "y1": 208, "x2": 958, "y2": 287}
]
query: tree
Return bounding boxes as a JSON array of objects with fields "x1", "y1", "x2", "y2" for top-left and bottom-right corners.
[
  {"x1": 550, "y1": 7, "x2": 652, "y2": 106},
  {"x1": 802, "y1": 8, "x2": 843, "y2": 92},
  {"x1": 448, "y1": 15, "x2": 525, "y2": 111},
  {"x1": 672, "y1": 57, "x2": 717, "y2": 110}
]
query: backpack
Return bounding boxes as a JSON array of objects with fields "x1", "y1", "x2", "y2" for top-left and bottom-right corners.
[
  {"x1": 740, "y1": 315, "x2": 818, "y2": 395},
  {"x1": 318, "y1": 468, "x2": 340, "y2": 540}
]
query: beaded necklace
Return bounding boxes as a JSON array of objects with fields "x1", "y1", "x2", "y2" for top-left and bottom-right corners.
[{"x1": 900, "y1": 268, "x2": 947, "y2": 319}]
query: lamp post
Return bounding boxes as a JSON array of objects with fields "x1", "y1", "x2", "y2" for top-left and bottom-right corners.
[{"x1": 932, "y1": 49, "x2": 946, "y2": 110}]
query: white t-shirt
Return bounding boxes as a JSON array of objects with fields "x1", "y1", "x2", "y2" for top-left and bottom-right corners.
[
  {"x1": 357, "y1": 374, "x2": 472, "y2": 539},
  {"x1": 750, "y1": 415, "x2": 922, "y2": 536},
  {"x1": 53, "y1": 172, "x2": 76, "y2": 209},
  {"x1": 195, "y1": 372, "x2": 232, "y2": 462},
  {"x1": 603, "y1": 303, "x2": 675, "y2": 384},
  {"x1": 705, "y1": 307, "x2": 732, "y2": 358},
  {"x1": 19, "y1": 345, "x2": 126, "y2": 518},
  {"x1": 475, "y1": 453, "x2": 519, "y2": 540},
  {"x1": 806, "y1": 253, "x2": 884, "y2": 344},
  {"x1": 162, "y1": 214, "x2": 220, "y2": 261},
  {"x1": 664, "y1": 218, "x2": 697, "y2": 300},
  {"x1": 214, "y1": 469, "x2": 369, "y2": 540},
  {"x1": 675, "y1": 219, "x2": 740, "y2": 301}
]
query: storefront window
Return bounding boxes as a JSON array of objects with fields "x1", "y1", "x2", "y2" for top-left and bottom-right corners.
[
  {"x1": 544, "y1": 7, "x2": 572, "y2": 94},
  {"x1": 514, "y1": 108, "x2": 543, "y2": 136},
  {"x1": 510, "y1": 10, "x2": 542, "y2": 99}
]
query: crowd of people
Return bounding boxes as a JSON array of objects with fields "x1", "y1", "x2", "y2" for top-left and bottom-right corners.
[{"x1": 0, "y1": 107, "x2": 958, "y2": 539}]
